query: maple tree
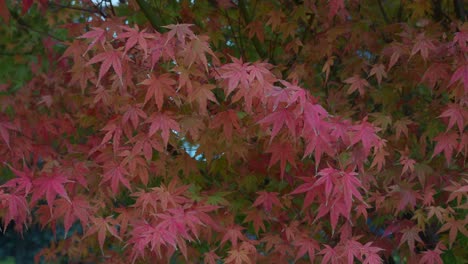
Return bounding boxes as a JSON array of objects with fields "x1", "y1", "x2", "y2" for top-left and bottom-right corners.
[{"x1": 0, "y1": 0, "x2": 467, "y2": 263}]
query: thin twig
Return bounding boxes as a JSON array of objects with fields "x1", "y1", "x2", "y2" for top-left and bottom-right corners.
[
  {"x1": 48, "y1": 2, "x2": 101, "y2": 15},
  {"x1": 376, "y1": 0, "x2": 390, "y2": 24},
  {"x1": 238, "y1": 0, "x2": 267, "y2": 59},
  {"x1": 222, "y1": 10, "x2": 243, "y2": 58}
]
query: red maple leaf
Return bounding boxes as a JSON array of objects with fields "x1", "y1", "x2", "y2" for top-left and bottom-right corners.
[
  {"x1": 31, "y1": 171, "x2": 72, "y2": 210},
  {"x1": 211, "y1": 110, "x2": 240, "y2": 141},
  {"x1": 87, "y1": 50, "x2": 123, "y2": 84},
  {"x1": 344, "y1": 75, "x2": 370, "y2": 96},
  {"x1": 438, "y1": 217, "x2": 468, "y2": 248},
  {"x1": 84, "y1": 216, "x2": 121, "y2": 253},
  {"x1": 121, "y1": 104, "x2": 147, "y2": 129},
  {"x1": 54, "y1": 196, "x2": 94, "y2": 236},
  {"x1": 79, "y1": 27, "x2": 107, "y2": 53},
  {"x1": 369, "y1": 64, "x2": 387, "y2": 85},
  {"x1": 399, "y1": 226, "x2": 423, "y2": 253},
  {"x1": 221, "y1": 225, "x2": 246, "y2": 247},
  {"x1": 439, "y1": 103, "x2": 468, "y2": 133},
  {"x1": 0, "y1": 120, "x2": 18, "y2": 148},
  {"x1": 146, "y1": 112, "x2": 180, "y2": 147},
  {"x1": 2, "y1": 165, "x2": 33, "y2": 195},
  {"x1": 448, "y1": 63, "x2": 468, "y2": 93},
  {"x1": 319, "y1": 245, "x2": 340, "y2": 264},
  {"x1": 266, "y1": 141, "x2": 297, "y2": 179},
  {"x1": 258, "y1": 108, "x2": 297, "y2": 142},
  {"x1": 101, "y1": 162, "x2": 132, "y2": 194},
  {"x1": 163, "y1": 23, "x2": 196, "y2": 44},
  {"x1": 293, "y1": 236, "x2": 320, "y2": 262},
  {"x1": 349, "y1": 117, "x2": 382, "y2": 157},
  {"x1": 252, "y1": 191, "x2": 281, "y2": 212},
  {"x1": 432, "y1": 132, "x2": 458, "y2": 165},
  {"x1": 0, "y1": 190, "x2": 29, "y2": 231},
  {"x1": 118, "y1": 25, "x2": 154, "y2": 55},
  {"x1": 140, "y1": 73, "x2": 177, "y2": 110}
]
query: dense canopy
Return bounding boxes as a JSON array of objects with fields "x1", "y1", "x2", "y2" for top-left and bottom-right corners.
[{"x1": 0, "y1": 0, "x2": 467, "y2": 263}]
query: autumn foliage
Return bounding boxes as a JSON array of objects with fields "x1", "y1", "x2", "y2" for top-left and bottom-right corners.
[{"x1": 0, "y1": 0, "x2": 467, "y2": 263}]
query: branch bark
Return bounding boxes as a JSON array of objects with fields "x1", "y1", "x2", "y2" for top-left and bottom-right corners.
[
  {"x1": 134, "y1": 0, "x2": 165, "y2": 31},
  {"x1": 237, "y1": 0, "x2": 267, "y2": 60}
]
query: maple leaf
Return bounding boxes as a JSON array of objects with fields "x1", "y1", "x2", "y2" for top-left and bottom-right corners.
[
  {"x1": 420, "y1": 63, "x2": 451, "y2": 90},
  {"x1": 349, "y1": 117, "x2": 382, "y2": 157},
  {"x1": 84, "y1": 216, "x2": 121, "y2": 254},
  {"x1": 140, "y1": 73, "x2": 177, "y2": 110},
  {"x1": 444, "y1": 180, "x2": 468, "y2": 205},
  {"x1": 266, "y1": 10, "x2": 285, "y2": 31},
  {"x1": 449, "y1": 63, "x2": 468, "y2": 93},
  {"x1": 389, "y1": 184, "x2": 422, "y2": 212},
  {"x1": 87, "y1": 50, "x2": 123, "y2": 84},
  {"x1": 411, "y1": 33, "x2": 436, "y2": 61},
  {"x1": 426, "y1": 206, "x2": 450, "y2": 223},
  {"x1": 431, "y1": 132, "x2": 458, "y2": 165},
  {"x1": 399, "y1": 226, "x2": 423, "y2": 253},
  {"x1": 118, "y1": 25, "x2": 154, "y2": 56},
  {"x1": 419, "y1": 249, "x2": 444, "y2": 264},
  {"x1": 183, "y1": 35, "x2": 216, "y2": 71},
  {"x1": 258, "y1": 108, "x2": 296, "y2": 142},
  {"x1": 344, "y1": 75, "x2": 370, "y2": 96},
  {"x1": 31, "y1": 171, "x2": 72, "y2": 210},
  {"x1": 243, "y1": 209, "x2": 266, "y2": 234},
  {"x1": 439, "y1": 103, "x2": 468, "y2": 133},
  {"x1": 121, "y1": 104, "x2": 147, "y2": 129},
  {"x1": 394, "y1": 118, "x2": 413, "y2": 140},
  {"x1": 163, "y1": 23, "x2": 195, "y2": 44},
  {"x1": 328, "y1": 0, "x2": 346, "y2": 20},
  {"x1": 294, "y1": 236, "x2": 320, "y2": 262},
  {"x1": 303, "y1": 128, "x2": 335, "y2": 168},
  {"x1": 453, "y1": 29, "x2": 468, "y2": 50},
  {"x1": 437, "y1": 217, "x2": 468, "y2": 248},
  {"x1": 252, "y1": 191, "x2": 281, "y2": 212},
  {"x1": 369, "y1": 64, "x2": 387, "y2": 85},
  {"x1": 221, "y1": 225, "x2": 246, "y2": 247},
  {"x1": 320, "y1": 245, "x2": 340, "y2": 264},
  {"x1": 371, "y1": 141, "x2": 389, "y2": 172},
  {"x1": 217, "y1": 57, "x2": 250, "y2": 96},
  {"x1": 246, "y1": 21, "x2": 265, "y2": 42},
  {"x1": 314, "y1": 168, "x2": 337, "y2": 203},
  {"x1": 0, "y1": 191, "x2": 29, "y2": 231},
  {"x1": 303, "y1": 101, "x2": 329, "y2": 132},
  {"x1": 204, "y1": 250, "x2": 221, "y2": 264},
  {"x1": 54, "y1": 196, "x2": 93, "y2": 237},
  {"x1": 360, "y1": 242, "x2": 383, "y2": 264},
  {"x1": 340, "y1": 169, "x2": 364, "y2": 209},
  {"x1": 266, "y1": 141, "x2": 297, "y2": 179},
  {"x1": 400, "y1": 156, "x2": 416, "y2": 175},
  {"x1": 100, "y1": 120, "x2": 123, "y2": 153},
  {"x1": 210, "y1": 110, "x2": 240, "y2": 141},
  {"x1": 79, "y1": 27, "x2": 106, "y2": 53},
  {"x1": 146, "y1": 112, "x2": 180, "y2": 147},
  {"x1": 188, "y1": 82, "x2": 218, "y2": 115},
  {"x1": 322, "y1": 56, "x2": 335, "y2": 82},
  {"x1": 0, "y1": 120, "x2": 18, "y2": 148},
  {"x1": 225, "y1": 248, "x2": 251, "y2": 264},
  {"x1": 101, "y1": 162, "x2": 132, "y2": 194},
  {"x1": 2, "y1": 165, "x2": 33, "y2": 195}
]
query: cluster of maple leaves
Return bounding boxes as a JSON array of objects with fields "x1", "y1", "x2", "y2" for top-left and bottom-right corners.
[{"x1": 0, "y1": 0, "x2": 467, "y2": 263}]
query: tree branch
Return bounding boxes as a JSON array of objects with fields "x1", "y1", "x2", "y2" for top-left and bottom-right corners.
[
  {"x1": 237, "y1": 0, "x2": 267, "y2": 60},
  {"x1": 376, "y1": 0, "x2": 390, "y2": 24},
  {"x1": 134, "y1": 0, "x2": 165, "y2": 31},
  {"x1": 453, "y1": 0, "x2": 466, "y2": 21},
  {"x1": 48, "y1": 2, "x2": 101, "y2": 15}
]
